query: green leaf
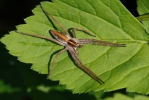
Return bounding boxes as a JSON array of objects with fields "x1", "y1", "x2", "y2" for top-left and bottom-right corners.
[
  {"x1": 136, "y1": 14, "x2": 149, "y2": 21},
  {"x1": 1, "y1": 0, "x2": 149, "y2": 93},
  {"x1": 105, "y1": 93, "x2": 149, "y2": 100},
  {"x1": 137, "y1": 0, "x2": 149, "y2": 34}
]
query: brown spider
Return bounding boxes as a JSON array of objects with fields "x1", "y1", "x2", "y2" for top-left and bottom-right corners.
[{"x1": 15, "y1": 5, "x2": 126, "y2": 84}]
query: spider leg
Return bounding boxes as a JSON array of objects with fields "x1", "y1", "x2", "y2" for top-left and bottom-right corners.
[
  {"x1": 47, "y1": 48, "x2": 67, "y2": 78},
  {"x1": 71, "y1": 28, "x2": 96, "y2": 38},
  {"x1": 67, "y1": 45, "x2": 104, "y2": 84},
  {"x1": 15, "y1": 31, "x2": 64, "y2": 46},
  {"x1": 79, "y1": 39, "x2": 126, "y2": 47},
  {"x1": 40, "y1": 5, "x2": 69, "y2": 36}
]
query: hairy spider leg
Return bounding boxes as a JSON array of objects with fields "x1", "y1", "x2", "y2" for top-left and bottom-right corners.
[
  {"x1": 15, "y1": 30, "x2": 64, "y2": 46},
  {"x1": 47, "y1": 48, "x2": 67, "y2": 77},
  {"x1": 71, "y1": 28, "x2": 96, "y2": 38},
  {"x1": 79, "y1": 39, "x2": 126, "y2": 47},
  {"x1": 40, "y1": 5, "x2": 69, "y2": 36},
  {"x1": 66, "y1": 45, "x2": 104, "y2": 84}
]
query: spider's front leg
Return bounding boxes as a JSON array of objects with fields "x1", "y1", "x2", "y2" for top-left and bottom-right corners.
[
  {"x1": 15, "y1": 31, "x2": 64, "y2": 46},
  {"x1": 71, "y1": 28, "x2": 96, "y2": 38},
  {"x1": 40, "y1": 5, "x2": 70, "y2": 36}
]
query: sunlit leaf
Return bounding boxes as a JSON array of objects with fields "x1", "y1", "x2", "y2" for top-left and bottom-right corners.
[{"x1": 1, "y1": 0, "x2": 149, "y2": 93}]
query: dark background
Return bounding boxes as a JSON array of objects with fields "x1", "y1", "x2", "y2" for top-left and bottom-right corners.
[{"x1": 0, "y1": 0, "x2": 138, "y2": 100}]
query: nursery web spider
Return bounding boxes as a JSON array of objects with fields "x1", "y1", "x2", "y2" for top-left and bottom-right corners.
[{"x1": 15, "y1": 5, "x2": 126, "y2": 84}]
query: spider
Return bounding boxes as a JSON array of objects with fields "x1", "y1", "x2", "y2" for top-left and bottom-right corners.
[{"x1": 15, "y1": 5, "x2": 126, "y2": 84}]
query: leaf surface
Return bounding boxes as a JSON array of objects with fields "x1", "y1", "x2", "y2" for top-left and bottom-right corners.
[
  {"x1": 1, "y1": 0, "x2": 149, "y2": 93},
  {"x1": 137, "y1": 0, "x2": 149, "y2": 34}
]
